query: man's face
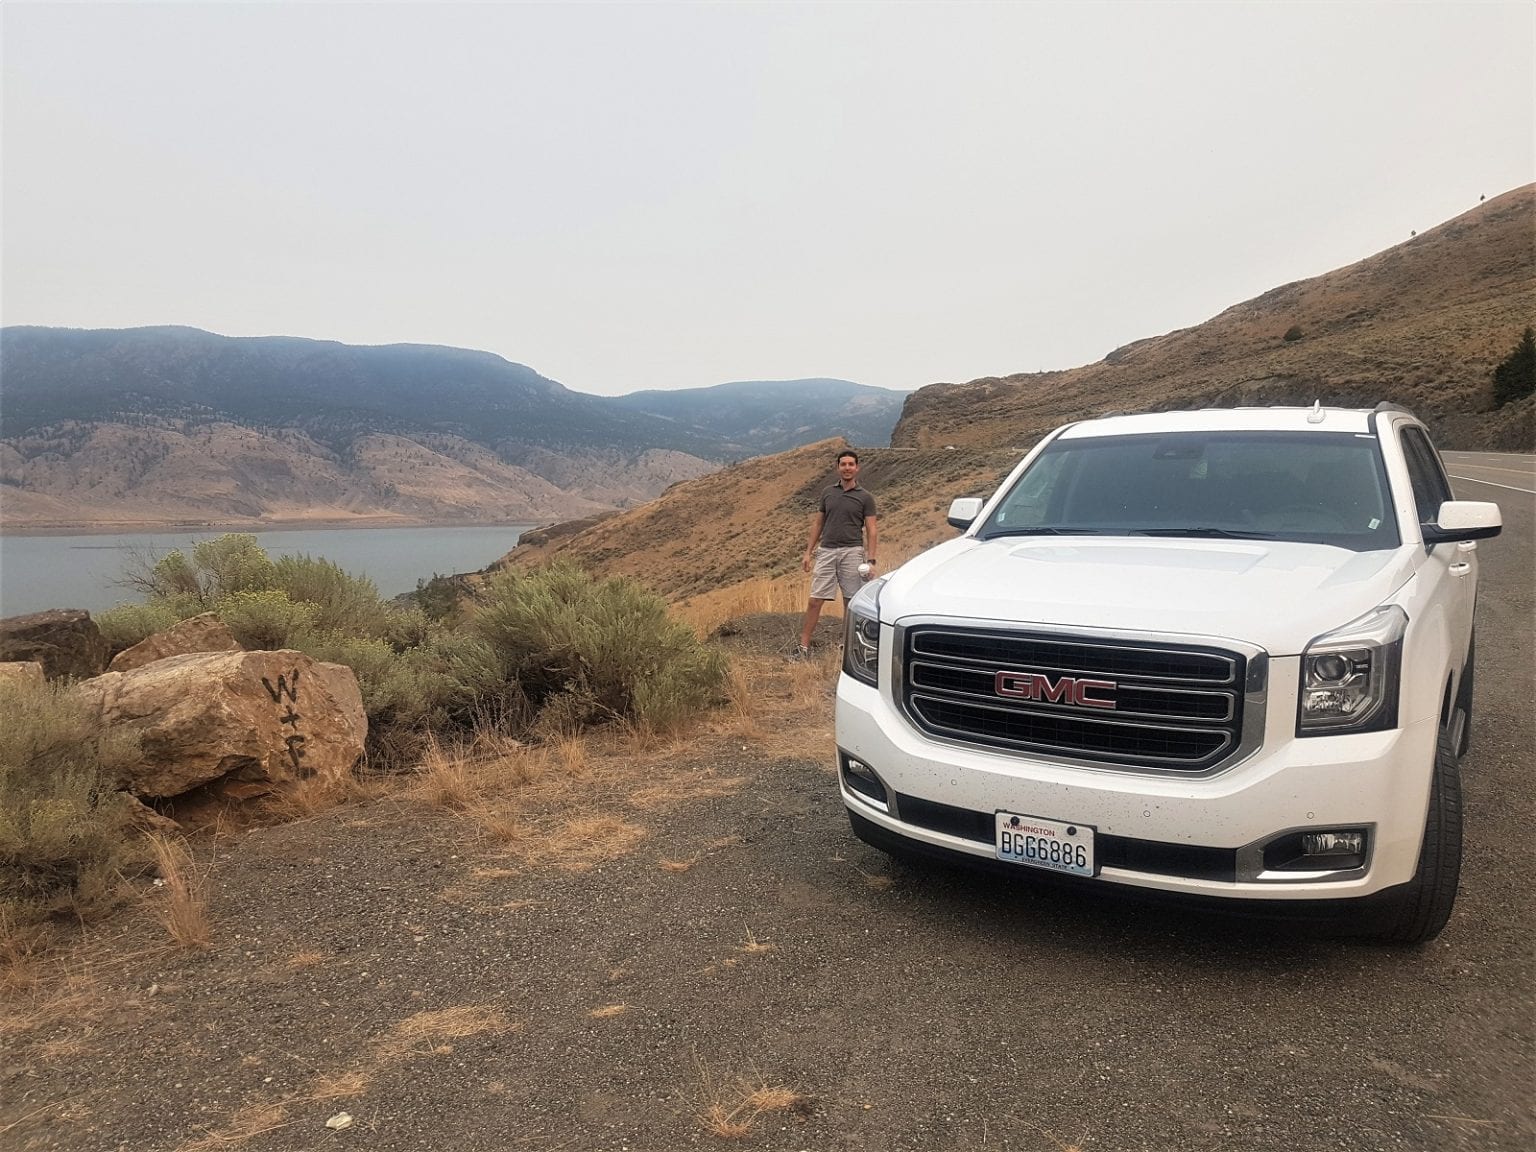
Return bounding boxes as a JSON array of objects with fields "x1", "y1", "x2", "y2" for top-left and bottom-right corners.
[{"x1": 837, "y1": 455, "x2": 860, "y2": 484}]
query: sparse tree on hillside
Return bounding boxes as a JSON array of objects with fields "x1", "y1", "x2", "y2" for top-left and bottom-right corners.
[{"x1": 1492, "y1": 327, "x2": 1536, "y2": 408}]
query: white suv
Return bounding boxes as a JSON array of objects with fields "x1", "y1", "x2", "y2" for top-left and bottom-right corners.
[{"x1": 835, "y1": 405, "x2": 1501, "y2": 942}]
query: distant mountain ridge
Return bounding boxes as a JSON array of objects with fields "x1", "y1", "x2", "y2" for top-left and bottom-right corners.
[
  {"x1": 0, "y1": 327, "x2": 897, "y2": 530},
  {"x1": 612, "y1": 378, "x2": 905, "y2": 455}
]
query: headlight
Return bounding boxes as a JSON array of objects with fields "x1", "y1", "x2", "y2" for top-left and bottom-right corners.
[
  {"x1": 1297, "y1": 605, "x2": 1406, "y2": 735},
  {"x1": 842, "y1": 577, "x2": 887, "y2": 687}
]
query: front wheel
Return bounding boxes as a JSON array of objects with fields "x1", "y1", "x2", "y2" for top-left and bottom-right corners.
[{"x1": 1371, "y1": 728, "x2": 1463, "y2": 944}]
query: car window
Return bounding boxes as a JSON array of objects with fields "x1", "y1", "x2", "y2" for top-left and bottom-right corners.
[
  {"x1": 979, "y1": 430, "x2": 1400, "y2": 550},
  {"x1": 1399, "y1": 426, "x2": 1453, "y2": 527}
]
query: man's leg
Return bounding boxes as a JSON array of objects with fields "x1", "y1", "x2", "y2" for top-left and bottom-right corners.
[{"x1": 800, "y1": 597, "x2": 828, "y2": 652}]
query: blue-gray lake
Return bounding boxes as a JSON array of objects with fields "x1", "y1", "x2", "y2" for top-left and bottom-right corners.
[{"x1": 0, "y1": 525, "x2": 535, "y2": 618}]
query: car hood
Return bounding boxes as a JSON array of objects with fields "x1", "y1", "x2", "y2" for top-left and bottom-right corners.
[{"x1": 880, "y1": 536, "x2": 1416, "y2": 656}]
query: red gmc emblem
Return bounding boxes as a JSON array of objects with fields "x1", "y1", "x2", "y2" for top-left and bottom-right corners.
[{"x1": 994, "y1": 671, "x2": 1117, "y2": 710}]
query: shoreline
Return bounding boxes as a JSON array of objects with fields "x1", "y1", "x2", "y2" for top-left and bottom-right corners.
[{"x1": 0, "y1": 518, "x2": 545, "y2": 538}]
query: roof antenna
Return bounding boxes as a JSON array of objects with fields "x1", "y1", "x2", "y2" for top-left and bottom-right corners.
[{"x1": 1307, "y1": 399, "x2": 1326, "y2": 424}]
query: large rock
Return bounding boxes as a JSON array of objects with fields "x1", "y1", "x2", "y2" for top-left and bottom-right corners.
[
  {"x1": 109, "y1": 612, "x2": 243, "y2": 673},
  {"x1": 73, "y1": 650, "x2": 366, "y2": 800},
  {"x1": 0, "y1": 609, "x2": 110, "y2": 680},
  {"x1": 0, "y1": 661, "x2": 47, "y2": 691}
]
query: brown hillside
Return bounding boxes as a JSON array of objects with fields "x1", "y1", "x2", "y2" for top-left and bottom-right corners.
[
  {"x1": 0, "y1": 422, "x2": 714, "y2": 531},
  {"x1": 499, "y1": 439, "x2": 1022, "y2": 608},
  {"x1": 502, "y1": 189, "x2": 1534, "y2": 608},
  {"x1": 894, "y1": 185, "x2": 1535, "y2": 453}
]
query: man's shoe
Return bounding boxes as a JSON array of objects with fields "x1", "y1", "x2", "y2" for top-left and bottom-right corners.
[{"x1": 794, "y1": 645, "x2": 811, "y2": 661}]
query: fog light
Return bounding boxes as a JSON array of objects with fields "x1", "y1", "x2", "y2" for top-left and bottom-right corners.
[
  {"x1": 1302, "y1": 831, "x2": 1364, "y2": 857},
  {"x1": 840, "y1": 753, "x2": 888, "y2": 809},
  {"x1": 1258, "y1": 827, "x2": 1369, "y2": 874}
]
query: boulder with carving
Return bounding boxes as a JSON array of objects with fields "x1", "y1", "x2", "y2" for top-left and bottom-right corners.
[
  {"x1": 73, "y1": 650, "x2": 366, "y2": 800},
  {"x1": 108, "y1": 612, "x2": 243, "y2": 673},
  {"x1": 0, "y1": 609, "x2": 110, "y2": 680}
]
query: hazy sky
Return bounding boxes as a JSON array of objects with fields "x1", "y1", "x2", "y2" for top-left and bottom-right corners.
[{"x1": 3, "y1": 2, "x2": 1532, "y2": 397}]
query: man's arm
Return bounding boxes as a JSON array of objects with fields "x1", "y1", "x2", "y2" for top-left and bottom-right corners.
[
  {"x1": 864, "y1": 515, "x2": 879, "y2": 569},
  {"x1": 802, "y1": 511, "x2": 825, "y2": 572}
]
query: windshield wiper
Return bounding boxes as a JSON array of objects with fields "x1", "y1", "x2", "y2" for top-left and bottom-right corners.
[
  {"x1": 1131, "y1": 527, "x2": 1276, "y2": 539},
  {"x1": 980, "y1": 527, "x2": 1102, "y2": 538}
]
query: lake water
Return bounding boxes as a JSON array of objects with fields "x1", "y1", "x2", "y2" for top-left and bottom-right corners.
[{"x1": 0, "y1": 525, "x2": 535, "y2": 618}]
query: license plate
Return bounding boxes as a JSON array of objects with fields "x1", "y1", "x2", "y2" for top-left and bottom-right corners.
[{"x1": 995, "y1": 811, "x2": 1096, "y2": 877}]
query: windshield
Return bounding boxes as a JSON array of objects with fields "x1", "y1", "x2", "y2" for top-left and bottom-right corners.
[{"x1": 977, "y1": 430, "x2": 1400, "y2": 551}]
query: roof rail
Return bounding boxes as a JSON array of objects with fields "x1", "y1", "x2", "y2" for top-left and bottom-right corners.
[{"x1": 1372, "y1": 401, "x2": 1416, "y2": 417}]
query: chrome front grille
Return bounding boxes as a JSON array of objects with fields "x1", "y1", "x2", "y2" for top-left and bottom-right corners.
[{"x1": 900, "y1": 626, "x2": 1250, "y2": 773}]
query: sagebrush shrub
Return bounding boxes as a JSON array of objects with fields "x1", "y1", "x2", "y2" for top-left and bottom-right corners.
[
  {"x1": 469, "y1": 562, "x2": 726, "y2": 734},
  {"x1": 215, "y1": 589, "x2": 319, "y2": 650},
  {"x1": 270, "y1": 554, "x2": 388, "y2": 636},
  {"x1": 94, "y1": 601, "x2": 183, "y2": 651},
  {"x1": 0, "y1": 679, "x2": 144, "y2": 930}
]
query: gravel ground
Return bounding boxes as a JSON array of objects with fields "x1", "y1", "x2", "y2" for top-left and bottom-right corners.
[{"x1": 4, "y1": 467, "x2": 1530, "y2": 1152}]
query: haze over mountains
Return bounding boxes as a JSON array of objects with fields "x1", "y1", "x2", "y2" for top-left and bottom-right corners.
[
  {"x1": 0, "y1": 328, "x2": 906, "y2": 530},
  {"x1": 2, "y1": 186, "x2": 1529, "y2": 540},
  {"x1": 503, "y1": 185, "x2": 1535, "y2": 614}
]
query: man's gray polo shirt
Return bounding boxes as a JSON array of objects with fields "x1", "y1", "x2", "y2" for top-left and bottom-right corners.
[{"x1": 819, "y1": 483, "x2": 876, "y2": 548}]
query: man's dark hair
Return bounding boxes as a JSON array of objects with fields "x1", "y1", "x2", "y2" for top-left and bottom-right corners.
[{"x1": 837, "y1": 450, "x2": 859, "y2": 464}]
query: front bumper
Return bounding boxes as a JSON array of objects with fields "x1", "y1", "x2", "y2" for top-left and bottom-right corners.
[{"x1": 834, "y1": 655, "x2": 1436, "y2": 901}]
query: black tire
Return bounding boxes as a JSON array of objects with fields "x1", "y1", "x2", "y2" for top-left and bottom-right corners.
[
  {"x1": 1372, "y1": 728, "x2": 1463, "y2": 944},
  {"x1": 1455, "y1": 635, "x2": 1476, "y2": 758}
]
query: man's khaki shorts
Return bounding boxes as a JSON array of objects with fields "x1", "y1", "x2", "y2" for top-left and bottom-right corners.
[{"x1": 810, "y1": 545, "x2": 867, "y2": 602}]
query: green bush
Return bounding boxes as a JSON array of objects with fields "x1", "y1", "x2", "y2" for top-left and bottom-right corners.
[
  {"x1": 95, "y1": 601, "x2": 184, "y2": 651},
  {"x1": 468, "y1": 562, "x2": 727, "y2": 734},
  {"x1": 192, "y1": 534, "x2": 277, "y2": 599},
  {"x1": 215, "y1": 589, "x2": 319, "y2": 650},
  {"x1": 102, "y1": 536, "x2": 727, "y2": 769},
  {"x1": 0, "y1": 679, "x2": 144, "y2": 929},
  {"x1": 1492, "y1": 327, "x2": 1535, "y2": 407},
  {"x1": 270, "y1": 554, "x2": 388, "y2": 636},
  {"x1": 413, "y1": 574, "x2": 465, "y2": 622}
]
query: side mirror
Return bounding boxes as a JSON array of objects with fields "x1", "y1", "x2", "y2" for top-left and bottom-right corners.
[
  {"x1": 1423, "y1": 500, "x2": 1502, "y2": 544},
  {"x1": 947, "y1": 497, "x2": 984, "y2": 530}
]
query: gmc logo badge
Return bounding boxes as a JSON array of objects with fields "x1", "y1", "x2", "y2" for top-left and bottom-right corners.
[{"x1": 994, "y1": 671, "x2": 1117, "y2": 710}]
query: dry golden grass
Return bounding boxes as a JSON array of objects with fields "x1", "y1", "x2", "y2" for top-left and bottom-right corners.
[
  {"x1": 743, "y1": 1083, "x2": 808, "y2": 1113},
  {"x1": 0, "y1": 960, "x2": 118, "y2": 1043},
  {"x1": 737, "y1": 929, "x2": 775, "y2": 955},
  {"x1": 376, "y1": 1003, "x2": 518, "y2": 1063},
  {"x1": 588, "y1": 1003, "x2": 628, "y2": 1019},
  {"x1": 406, "y1": 739, "x2": 481, "y2": 811},
  {"x1": 262, "y1": 769, "x2": 382, "y2": 821},
  {"x1": 860, "y1": 871, "x2": 895, "y2": 891},
  {"x1": 677, "y1": 573, "x2": 814, "y2": 636},
  {"x1": 303, "y1": 1068, "x2": 371, "y2": 1101},
  {"x1": 701, "y1": 1102, "x2": 754, "y2": 1140},
  {"x1": 147, "y1": 833, "x2": 211, "y2": 950},
  {"x1": 285, "y1": 950, "x2": 326, "y2": 970},
  {"x1": 658, "y1": 856, "x2": 697, "y2": 873},
  {"x1": 696, "y1": 1066, "x2": 812, "y2": 1141},
  {"x1": 722, "y1": 661, "x2": 763, "y2": 740},
  {"x1": 174, "y1": 1102, "x2": 291, "y2": 1152},
  {"x1": 552, "y1": 734, "x2": 587, "y2": 776},
  {"x1": 629, "y1": 773, "x2": 746, "y2": 812},
  {"x1": 523, "y1": 814, "x2": 647, "y2": 872}
]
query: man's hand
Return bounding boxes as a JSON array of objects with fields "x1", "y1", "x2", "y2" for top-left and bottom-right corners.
[{"x1": 802, "y1": 550, "x2": 814, "y2": 573}]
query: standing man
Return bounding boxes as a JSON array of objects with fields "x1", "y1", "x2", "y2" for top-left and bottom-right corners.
[{"x1": 799, "y1": 449, "x2": 878, "y2": 658}]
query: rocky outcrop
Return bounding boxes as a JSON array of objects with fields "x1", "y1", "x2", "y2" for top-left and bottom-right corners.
[
  {"x1": 0, "y1": 609, "x2": 110, "y2": 680},
  {"x1": 108, "y1": 612, "x2": 243, "y2": 673},
  {"x1": 0, "y1": 660, "x2": 47, "y2": 690},
  {"x1": 73, "y1": 650, "x2": 366, "y2": 800}
]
